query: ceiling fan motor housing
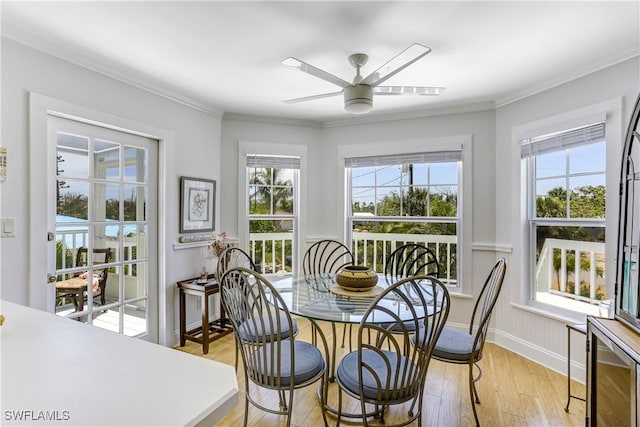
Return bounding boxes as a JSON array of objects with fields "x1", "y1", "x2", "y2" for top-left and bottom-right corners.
[{"x1": 344, "y1": 84, "x2": 373, "y2": 114}]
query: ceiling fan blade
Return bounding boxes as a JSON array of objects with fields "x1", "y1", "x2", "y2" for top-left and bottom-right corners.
[
  {"x1": 362, "y1": 44, "x2": 432, "y2": 87},
  {"x1": 374, "y1": 86, "x2": 445, "y2": 96},
  {"x1": 282, "y1": 91, "x2": 344, "y2": 104},
  {"x1": 281, "y1": 57, "x2": 350, "y2": 89}
]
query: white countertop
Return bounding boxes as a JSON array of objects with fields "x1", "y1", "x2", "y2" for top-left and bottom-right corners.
[{"x1": 0, "y1": 301, "x2": 238, "y2": 426}]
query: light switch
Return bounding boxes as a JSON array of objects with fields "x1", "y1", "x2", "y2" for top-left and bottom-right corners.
[{"x1": 1, "y1": 218, "x2": 15, "y2": 237}]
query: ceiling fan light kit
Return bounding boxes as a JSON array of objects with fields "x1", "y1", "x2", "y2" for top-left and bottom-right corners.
[
  {"x1": 344, "y1": 85, "x2": 373, "y2": 114},
  {"x1": 281, "y1": 43, "x2": 444, "y2": 114}
]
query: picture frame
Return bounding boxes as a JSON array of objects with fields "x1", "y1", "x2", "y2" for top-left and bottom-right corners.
[{"x1": 180, "y1": 176, "x2": 216, "y2": 233}]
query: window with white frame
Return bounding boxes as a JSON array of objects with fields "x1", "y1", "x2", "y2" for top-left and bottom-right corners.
[
  {"x1": 346, "y1": 151, "x2": 461, "y2": 286},
  {"x1": 521, "y1": 122, "x2": 607, "y2": 312},
  {"x1": 246, "y1": 154, "x2": 299, "y2": 276}
]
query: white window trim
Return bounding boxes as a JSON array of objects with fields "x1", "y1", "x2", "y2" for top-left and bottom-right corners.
[
  {"x1": 513, "y1": 98, "x2": 624, "y2": 319},
  {"x1": 337, "y1": 135, "x2": 472, "y2": 292},
  {"x1": 238, "y1": 141, "x2": 307, "y2": 274}
]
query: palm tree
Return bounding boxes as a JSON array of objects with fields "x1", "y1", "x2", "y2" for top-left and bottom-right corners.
[{"x1": 249, "y1": 167, "x2": 292, "y2": 214}]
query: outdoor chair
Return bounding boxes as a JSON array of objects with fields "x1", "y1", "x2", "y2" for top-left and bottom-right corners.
[
  {"x1": 415, "y1": 257, "x2": 506, "y2": 427},
  {"x1": 334, "y1": 275, "x2": 450, "y2": 426},
  {"x1": 56, "y1": 247, "x2": 112, "y2": 310},
  {"x1": 219, "y1": 267, "x2": 329, "y2": 427}
]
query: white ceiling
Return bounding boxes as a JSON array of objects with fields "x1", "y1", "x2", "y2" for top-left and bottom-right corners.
[{"x1": 2, "y1": 1, "x2": 639, "y2": 123}]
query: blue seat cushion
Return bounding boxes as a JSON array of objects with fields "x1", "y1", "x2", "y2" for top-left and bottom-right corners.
[
  {"x1": 249, "y1": 340, "x2": 325, "y2": 387},
  {"x1": 428, "y1": 326, "x2": 476, "y2": 362},
  {"x1": 237, "y1": 313, "x2": 298, "y2": 343},
  {"x1": 336, "y1": 349, "x2": 415, "y2": 401}
]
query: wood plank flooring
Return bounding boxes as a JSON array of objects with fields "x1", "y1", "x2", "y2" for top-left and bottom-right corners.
[{"x1": 177, "y1": 318, "x2": 586, "y2": 426}]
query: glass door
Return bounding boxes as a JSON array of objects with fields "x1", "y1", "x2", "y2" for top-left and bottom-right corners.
[{"x1": 49, "y1": 115, "x2": 158, "y2": 339}]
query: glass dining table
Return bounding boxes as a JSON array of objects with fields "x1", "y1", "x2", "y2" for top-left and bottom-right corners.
[{"x1": 271, "y1": 274, "x2": 432, "y2": 326}]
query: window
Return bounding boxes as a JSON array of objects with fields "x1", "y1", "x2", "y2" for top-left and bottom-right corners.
[
  {"x1": 346, "y1": 151, "x2": 461, "y2": 286},
  {"x1": 246, "y1": 154, "x2": 299, "y2": 276},
  {"x1": 522, "y1": 122, "x2": 607, "y2": 313}
]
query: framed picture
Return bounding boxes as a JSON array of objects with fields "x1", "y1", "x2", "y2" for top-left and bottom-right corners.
[{"x1": 180, "y1": 176, "x2": 215, "y2": 233}]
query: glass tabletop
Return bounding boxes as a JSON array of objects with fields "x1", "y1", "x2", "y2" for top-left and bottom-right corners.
[{"x1": 271, "y1": 274, "x2": 436, "y2": 324}]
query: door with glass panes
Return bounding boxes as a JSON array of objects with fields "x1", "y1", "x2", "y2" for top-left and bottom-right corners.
[{"x1": 49, "y1": 115, "x2": 158, "y2": 339}]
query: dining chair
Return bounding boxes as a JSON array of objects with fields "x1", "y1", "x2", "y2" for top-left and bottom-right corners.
[
  {"x1": 303, "y1": 239, "x2": 354, "y2": 280},
  {"x1": 302, "y1": 239, "x2": 354, "y2": 346},
  {"x1": 219, "y1": 267, "x2": 329, "y2": 427},
  {"x1": 215, "y1": 246, "x2": 257, "y2": 281},
  {"x1": 341, "y1": 244, "x2": 440, "y2": 353},
  {"x1": 384, "y1": 243, "x2": 440, "y2": 284},
  {"x1": 334, "y1": 275, "x2": 450, "y2": 426},
  {"x1": 215, "y1": 246, "x2": 297, "y2": 370},
  {"x1": 417, "y1": 257, "x2": 506, "y2": 427}
]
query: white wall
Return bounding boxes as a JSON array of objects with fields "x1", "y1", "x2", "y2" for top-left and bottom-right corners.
[{"x1": 0, "y1": 38, "x2": 223, "y2": 345}]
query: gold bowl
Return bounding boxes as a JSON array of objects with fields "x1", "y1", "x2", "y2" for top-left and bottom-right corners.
[{"x1": 335, "y1": 265, "x2": 378, "y2": 291}]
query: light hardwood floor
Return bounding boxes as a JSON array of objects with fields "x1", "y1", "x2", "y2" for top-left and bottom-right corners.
[{"x1": 177, "y1": 318, "x2": 586, "y2": 426}]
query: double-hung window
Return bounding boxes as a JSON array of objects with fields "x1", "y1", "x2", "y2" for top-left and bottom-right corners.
[
  {"x1": 246, "y1": 154, "x2": 299, "y2": 276},
  {"x1": 522, "y1": 122, "x2": 607, "y2": 313},
  {"x1": 346, "y1": 151, "x2": 461, "y2": 286}
]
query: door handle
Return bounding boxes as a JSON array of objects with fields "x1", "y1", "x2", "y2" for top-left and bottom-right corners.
[{"x1": 47, "y1": 274, "x2": 57, "y2": 283}]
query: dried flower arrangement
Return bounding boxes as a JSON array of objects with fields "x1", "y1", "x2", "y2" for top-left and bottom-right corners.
[{"x1": 207, "y1": 231, "x2": 230, "y2": 259}]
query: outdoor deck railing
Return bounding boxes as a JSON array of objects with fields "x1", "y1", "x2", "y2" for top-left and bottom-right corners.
[
  {"x1": 536, "y1": 238, "x2": 606, "y2": 304},
  {"x1": 56, "y1": 229, "x2": 138, "y2": 278},
  {"x1": 249, "y1": 231, "x2": 458, "y2": 284}
]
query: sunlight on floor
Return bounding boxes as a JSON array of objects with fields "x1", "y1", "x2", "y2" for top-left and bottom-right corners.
[{"x1": 56, "y1": 304, "x2": 147, "y2": 337}]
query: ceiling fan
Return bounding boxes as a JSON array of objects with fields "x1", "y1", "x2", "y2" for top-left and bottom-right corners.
[{"x1": 281, "y1": 43, "x2": 445, "y2": 114}]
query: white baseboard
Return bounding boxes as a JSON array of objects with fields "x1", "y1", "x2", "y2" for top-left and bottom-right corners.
[{"x1": 492, "y1": 327, "x2": 585, "y2": 384}]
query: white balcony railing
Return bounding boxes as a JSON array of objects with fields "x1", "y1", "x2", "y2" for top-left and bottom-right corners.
[
  {"x1": 352, "y1": 232, "x2": 457, "y2": 285},
  {"x1": 536, "y1": 238, "x2": 606, "y2": 305},
  {"x1": 248, "y1": 231, "x2": 457, "y2": 284}
]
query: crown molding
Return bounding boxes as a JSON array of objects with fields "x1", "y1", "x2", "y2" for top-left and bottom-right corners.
[
  {"x1": 495, "y1": 43, "x2": 640, "y2": 108},
  {"x1": 320, "y1": 101, "x2": 496, "y2": 128},
  {"x1": 222, "y1": 112, "x2": 322, "y2": 128},
  {"x1": 2, "y1": 25, "x2": 224, "y2": 118}
]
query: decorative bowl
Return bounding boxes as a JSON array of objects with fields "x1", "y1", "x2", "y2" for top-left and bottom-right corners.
[{"x1": 335, "y1": 265, "x2": 378, "y2": 291}]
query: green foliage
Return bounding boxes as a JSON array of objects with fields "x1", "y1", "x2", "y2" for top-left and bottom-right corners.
[
  {"x1": 57, "y1": 193, "x2": 88, "y2": 219},
  {"x1": 249, "y1": 168, "x2": 293, "y2": 215},
  {"x1": 57, "y1": 193, "x2": 140, "y2": 222},
  {"x1": 536, "y1": 185, "x2": 605, "y2": 219}
]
